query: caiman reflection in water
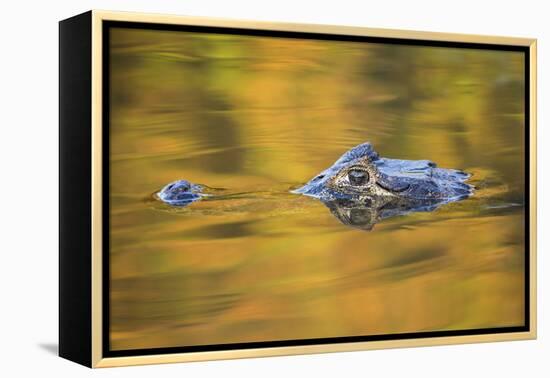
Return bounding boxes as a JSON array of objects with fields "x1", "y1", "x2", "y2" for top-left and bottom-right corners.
[
  {"x1": 322, "y1": 197, "x2": 456, "y2": 231},
  {"x1": 156, "y1": 142, "x2": 474, "y2": 230}
]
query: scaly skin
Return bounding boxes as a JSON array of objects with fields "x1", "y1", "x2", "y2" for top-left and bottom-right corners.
[
  {"x1": 292, "y1": 142, "x2": 473, "y2": 202},
  {"x1": 156, "y1": 179, "x2": 204, "y2": 207}
]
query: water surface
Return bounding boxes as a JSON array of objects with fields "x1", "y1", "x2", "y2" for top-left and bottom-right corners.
[{"x1": 109, "y1": 28, "x2": 526, "y2": 351}]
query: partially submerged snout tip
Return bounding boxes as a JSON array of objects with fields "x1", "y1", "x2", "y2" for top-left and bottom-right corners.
[{"x1": 156, "y1": 179, "x2": 203, "y2": 207}]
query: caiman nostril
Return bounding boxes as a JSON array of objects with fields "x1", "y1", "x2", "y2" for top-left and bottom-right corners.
[{"x1": 157, "y1": 179, "x2": 204, "y2": 207}]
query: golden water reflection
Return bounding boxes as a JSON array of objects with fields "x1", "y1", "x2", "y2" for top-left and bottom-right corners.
[{"x1": 109, "y1": 27, "x2": 526, "y2": 350}]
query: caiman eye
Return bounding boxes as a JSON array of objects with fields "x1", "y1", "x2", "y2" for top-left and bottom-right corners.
[{"x1": 348, "y1": 169, "x2": 369, "y2": 186}]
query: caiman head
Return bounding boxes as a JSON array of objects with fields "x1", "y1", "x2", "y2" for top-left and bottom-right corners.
[
  {"x1": 292, "y1": 142, "x2": 473, "y2": 201},
  {"x1": 292, "y1": 142, "x2": 412, "y2": 201}
]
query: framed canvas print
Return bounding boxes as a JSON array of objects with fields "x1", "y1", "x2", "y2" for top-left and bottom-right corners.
[{"x1": 59, "y1": 10, "x2": 537, "y2": 368}]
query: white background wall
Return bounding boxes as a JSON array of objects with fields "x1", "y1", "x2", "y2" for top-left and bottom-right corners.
[{"x1": 0, "y1": 0, "x2": 546, "y2": 376}]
